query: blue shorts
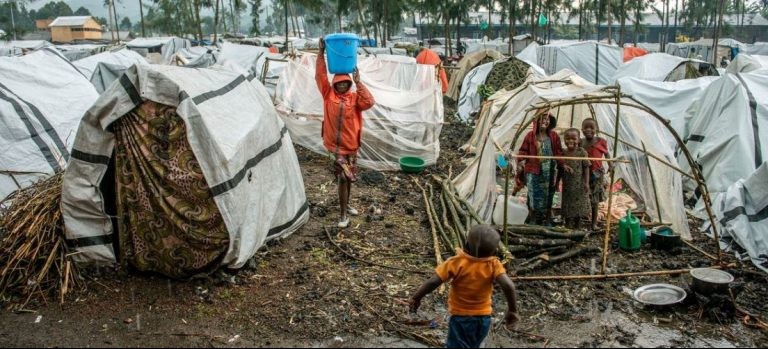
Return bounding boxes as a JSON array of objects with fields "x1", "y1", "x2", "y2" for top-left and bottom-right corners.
[{"x1": 446, "y1": 315, "x2": 491, "y2": 348}]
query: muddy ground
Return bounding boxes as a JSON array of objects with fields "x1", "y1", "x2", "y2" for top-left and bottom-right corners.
[{"x1": 1, "y1": 107, "x2": 767, "y2": 348}]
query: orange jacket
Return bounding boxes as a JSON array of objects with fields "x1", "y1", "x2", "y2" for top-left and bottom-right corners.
[
  {"x1": 316, "y1": 54, "x2": 376, "y2": 155},
  {"x1": 416, "y1": 48, "x2": 448, "y2": 94}
]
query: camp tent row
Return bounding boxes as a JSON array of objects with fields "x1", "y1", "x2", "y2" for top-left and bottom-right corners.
[{"x1": 73, "y1": 48, "x2": 149, "y2": 93}]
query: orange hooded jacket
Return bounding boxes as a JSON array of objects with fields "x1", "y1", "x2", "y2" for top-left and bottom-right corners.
[
  {"x1": 416, "y1": 48, "x2": 448, "y2": 94},
  {"x1": 316, "y1": 54, "x2": 376, "y2": 155}
]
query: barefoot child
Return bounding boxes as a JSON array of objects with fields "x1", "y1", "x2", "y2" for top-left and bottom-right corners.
[
  {"x1": 560, "y1": 128, "x2": 590, "y2": 229},
  {"x1": 580, "y1": 118, "x2": 610, "y2": 231},
  {"x1": 410, "y1": 225, "x2": 519, "y2": 348}
]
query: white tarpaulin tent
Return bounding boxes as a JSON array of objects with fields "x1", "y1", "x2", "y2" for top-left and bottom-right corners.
[
  {"x1": 126, "y1": 37, "x2": 190, "y2": 64},
  {"x1": 61, "y1": 64, "x2": 308, "y2": 270},
  {"x1": 275, "y1": 53, "x2": 443, "y2": 171},
  {"x1": 447, "y1": 49, "x2": 504, "y2": 101},
  {"x1": 0, "y1": 40, "x2": 51, "y2": 56},
  {"x1": 0, "y1": 48, "x2": 98, "y2": 201},
  {"x1": 454, "y1": 70, "x2": 693, "y2": 237},
  {"x1": 666, "y1": 38, "x2": 744, "y2": 62},
  {"x1": 612, "y1": 53, "x2": 717, "y2": 82},
  {"x1": 709, "y1": 162, "x2": 768, "y2": 273},
  {"x1": 536, "y1": 41, "x2": 623, "y2": 84},
  {"x1": 359, "y1": 47, "x2": 408, "y2": 56},
  {"x1": 681, "y1": 69, "x2": 768, "y2": 212},
  {"x1": 174, "y1": 46, "x2": 219, "y2": 68},
  {"x1": 214, "y1": 43, "x2": 288, "y2": 98},
  {"x1": 456, "y1": 58, "x2": 545, "y2": 121},
  {"x1": 55, "y1": 44, "x2": 107, "y2": 61},
  {"x1": 516, "y1": 42, "x2": 539, "y2": 65},
  {"x1": 726, "y1": 54, "x2": 768, "y2": 73},
  {"x1": 617, "y1": 76, "x2": 718, "y2": 138},
  {"x1": 73, "y1": 48, "x2": 148, "y2": 93},
  {"x1": 744, "y1": 42, "x2": 768, "y2": 55}
]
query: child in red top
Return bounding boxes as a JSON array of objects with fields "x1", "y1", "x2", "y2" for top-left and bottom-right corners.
[
  {"x1": 580, "y1": 118, "x2": 610, "y2": 231},
  {"x1": 410, "y1": 225, "x2": 518, "y2": 348},
  {"x1": 317, "y1": 38, "x2": 376, "y2": 228}
]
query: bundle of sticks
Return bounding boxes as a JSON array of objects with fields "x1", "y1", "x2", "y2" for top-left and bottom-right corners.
[
  {"x1": 416, "y1": 175, "x2": 598, "y2": 274},
  {"x1": 0, "y1": 173, "x2": 80, "y2": 308}
]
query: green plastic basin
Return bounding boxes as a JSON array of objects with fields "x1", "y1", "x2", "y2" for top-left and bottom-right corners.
[{"x1": 399, "y1": 156, "x2": 426, "y2": 173}]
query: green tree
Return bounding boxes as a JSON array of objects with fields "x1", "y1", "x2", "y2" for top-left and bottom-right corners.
[
  {"x1": 74, "y1": 6, "x2": 92, "y2": 16},
  {"x1": 35, "y1": 1, "x2": 74, "y2": 19},
  {"x1": 120, "y1": 16, "x2": 132, "y2": 30},
  {"x1": 0, "y1": 1, "x2": 35, "y2": 39},
  {"x1": 249, "y1": 0, "x2": 263, "y2": 35}
]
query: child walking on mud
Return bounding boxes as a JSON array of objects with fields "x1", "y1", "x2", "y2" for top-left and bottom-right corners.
[
  {"x1": 559, "y1": 128, "x2": 590, "y2": 229},
  {"x1": 316, "y1": 37, "x2": 376, "y2": 228},
  {"x1": 410, "y1": 225, "x2": 519, "y2": 348},
  {"x1": 581, "y1": 118, "x2": 610, "y2": 231}
]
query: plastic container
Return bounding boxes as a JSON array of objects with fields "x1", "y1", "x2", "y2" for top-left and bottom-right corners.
[
  {"x1": 325, "y1": 33, "x2": 359, "y2": 74},
  {"x1": 399, "y1": 156, "x2": 425, "y2": 173},
  {"x1": 618, "y1": 209, "x2": 642, "y2": 251},
  {"x1": 492, "y1": 195, "x2": 528, "y2": 226}
]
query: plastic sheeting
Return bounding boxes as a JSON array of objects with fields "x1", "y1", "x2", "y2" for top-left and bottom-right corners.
[
  {"x1": 680, "y1": 69, "x2": 768, "y2": 212},
  {"x1": 612, "y1": 53, "x2": 715, "y2": 82},
  {"x1": 618, "y1": 76, "x2": 718, "y2": 139},
  {"x1": 454, "y1": 70, "x2": 691, "y2": 237},
  {"x1": 175, "y1": 47, "x2": 219, "y2": 68},
  {"x1": 74, "y1": 48, "x2": 147, "y2": 82},
  {"x1": 726, "y1": 54, "x2": 768, "y2": 73},
  {"x1": 359, "y1": 47, "x2": 408, "y2": 56},
  {"x1": 666, "y1": 39, "x2": 743, "y2": 62},
  {"x1": 457, "y1": 59, "x2": 545, "y2": 121},
  {"x1": 516, "y1": 42, "x2": 540, "y2": 66},
  {"x1": 274, "y1": 53, "x2": 443, "y2": 171},
  {"x1": 126, "y1": 37, "x2": 190, "y2": 64},
  {"x1": 0, "y1": 40, "x2": 51, "y2": 56},
  {"x1": 61, "y1": 64, "x2": 308, "y2": 267},
  {"x1": 708, "y1": 162, "x2": 768, "y2": 273},
  {"x1": 744, "y1": 43, "x2": 768, "y2": 55},
  {"x1": 0, "y1": 48, "x2": 99, "y2": 201},
  {"x1": 55, "y1": 44, "x2": 107, "y2": 61},
  {"x1": 446, "y1": 49, "x2": 504, "y2": 101},
  {"x1": 536, "y1": 41, "x2": 623, "y2": 85}
]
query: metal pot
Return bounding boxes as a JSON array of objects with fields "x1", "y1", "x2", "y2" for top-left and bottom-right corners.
[{"x1": 690, "y1": 268, "x2": 734, "y2": 295}]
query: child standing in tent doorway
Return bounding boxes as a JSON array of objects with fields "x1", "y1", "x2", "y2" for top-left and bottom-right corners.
[
  {"x1": 409, "y1": 225, "x2": 519, "y2": 348},
  {"x1": 317, "y1": 38, "x2": 376, "y2": 228},
  {"x1": 581, "y1": 118, "x2": 610, "y2": 231},
  {"x1": 516, "y1": 110, "x2": 563, "y2": 226},
  {"x1": 559, "y1": 128, "x2": 591, "y2": 229}
]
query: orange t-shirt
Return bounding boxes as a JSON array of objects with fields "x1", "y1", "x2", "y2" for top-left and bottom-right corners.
[{"x1": 435, "y1": 249, "x2": 506, "y2": 316}]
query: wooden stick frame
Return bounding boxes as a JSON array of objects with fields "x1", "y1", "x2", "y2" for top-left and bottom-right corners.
[{"x1": 502, "y1": 86, "x2": 723, "y2": 279}]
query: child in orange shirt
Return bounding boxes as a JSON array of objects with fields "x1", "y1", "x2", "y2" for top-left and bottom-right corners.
[{"x1": 410, "y1": 225, "x2": 519, "y2": 348}]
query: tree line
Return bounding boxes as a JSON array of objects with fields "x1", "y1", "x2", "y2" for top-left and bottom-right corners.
[{"x1": 2, "y1": 0, "x2": 767, "y2": 47}]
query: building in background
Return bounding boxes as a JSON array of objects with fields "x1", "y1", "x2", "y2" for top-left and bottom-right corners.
[{"x1": 49, "y1": 16, "x2": 102, "y2": 43}]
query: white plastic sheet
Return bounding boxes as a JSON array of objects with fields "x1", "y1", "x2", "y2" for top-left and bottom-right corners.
[
  {"x1": 0, "y1": 48, "x2": 98, "y2": 201},
  {"x1": 126, "y1": 37, "x2": 190, "y2": 64},
  {"x1": 274, "y1": 53, "x2": 443, "y2": 171},
  {"x1": 536, "y1": 41, "x2": 622, "y2": 85},
  {"x1": 709, "y1": 162, "x2": 768, "y2": 273},
  {"x1": 61, "y1": 64, "x2": 308, "y2": 267},
  {"x1": 726, "y1": 54, "x2": 768, "y2": 73},
  {"x1": 618, "y1": 76, "x2": 718, "y2": 138},
  {"x1": 612, "y1": 53, "x2": 713, "y2": 82},
  {"x1": 680, "y1": 69, "x2": 768, "y2": 211}
]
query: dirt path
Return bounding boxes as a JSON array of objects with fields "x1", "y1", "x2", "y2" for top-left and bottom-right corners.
[{"x1": 1, "y1": 121, "x2": 767, "y2": 348}]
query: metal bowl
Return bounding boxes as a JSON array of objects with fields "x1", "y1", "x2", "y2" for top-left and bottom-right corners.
[
  {"x1": 633, "y1": 283, "x2": 687, "y2": 305},
  {"x1": 690, "y1": 268, "x2": 734, "y2": 295}
]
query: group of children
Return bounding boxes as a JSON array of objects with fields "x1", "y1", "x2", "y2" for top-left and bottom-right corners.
[{"x1": 516, "y1": 112, "x2": 610, "y2": 230}]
